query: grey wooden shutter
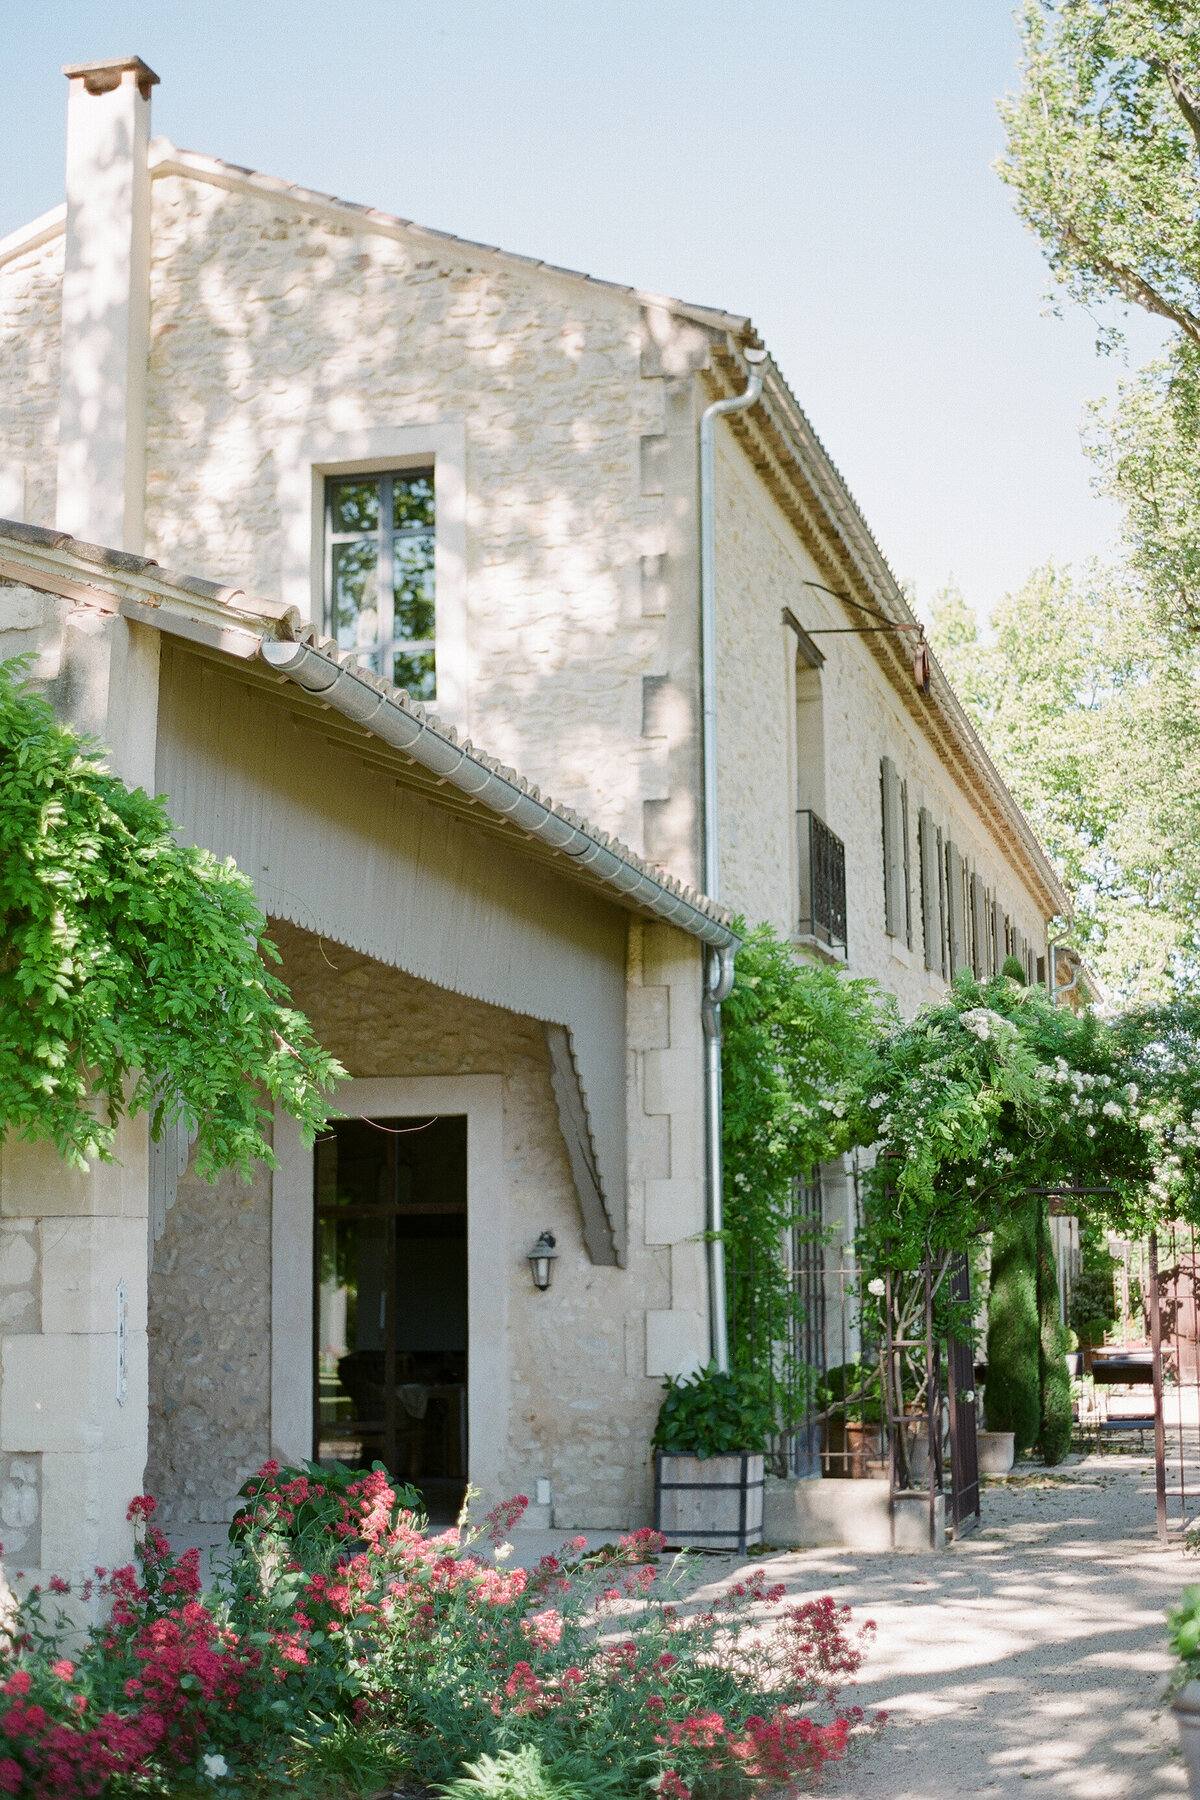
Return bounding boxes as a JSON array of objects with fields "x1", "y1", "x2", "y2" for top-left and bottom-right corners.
[
  {"x1": 945, "y1": 840, "x2": 965, "y2": 975},
  {"x1": 918, "y1": 808, "x2": 938, "y2": 970},
  {"x1": 993, "y1": 898, "x2": 1006, "y2": 976},
  {"x1": 901, "y1": 780, "x2": 913, "y2": 948},
  {"x1": 970, "y1": 873, "x2": 988, "y2": 977},
  {"x1": 880, "y1": 757, "x2": 904, "y2": 938},
  {"x1": 936, "y1": 825, "x2": 948, "y2": 977}
]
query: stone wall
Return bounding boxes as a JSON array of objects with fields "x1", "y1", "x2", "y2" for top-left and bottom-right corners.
[
  {"x1": 145, "y1": 1158, "x2": 273, "y2": 1526},
  {"x1": 0, "y1": 163, "x2": 1055, "y2": 989},
  {"x1": 712, "y1": 437, "x2": 1050, "y2": 1016},
  {"x1": 146, "y1": 917, "x2": 707, "y2": 1530},
  {"x1": 0, "y1": 1118, "x2": 148, "y2": 1588},
  {"x1": 0, "y1": 234, "x2": 62, "y2": 528},
  {"x1": 141, "y1": 171, "x2": 673, "y2": 860}
]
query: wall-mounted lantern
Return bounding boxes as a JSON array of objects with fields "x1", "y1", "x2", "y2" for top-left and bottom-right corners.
[{"x1": 528, "y1": 1231, "x2": 558, "y2": 1291}]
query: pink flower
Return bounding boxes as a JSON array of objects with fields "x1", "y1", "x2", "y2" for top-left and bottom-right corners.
[
  {"x1": 0, "y1": 1760, "x2": 19, "y2": 1795},
  {"x1": 523, "y1": 1607, "x2": 563, "y2": 1650},
  {"x1": 50, "y1": 1659, "x2": 74, "y2": 1681},
  {"x1": 504, "y1": 1660, "x2": 541, "y2": 1698}
]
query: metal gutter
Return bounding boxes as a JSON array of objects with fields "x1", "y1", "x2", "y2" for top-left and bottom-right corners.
[
  {"x1": 697, "y1": 351, "x2": 764, "y2": 1374},
  {"x1": 257, "y1": 639, "x2": 738, "y2": 948}
]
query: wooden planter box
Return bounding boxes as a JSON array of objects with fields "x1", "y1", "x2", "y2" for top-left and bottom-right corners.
[{"x1": 654, "y1": 1452, "x2": 764, "y2": 1551}]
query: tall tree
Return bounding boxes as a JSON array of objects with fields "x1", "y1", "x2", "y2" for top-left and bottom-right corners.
[
  {"x1": 999, "y1": 0, "x2": 1200, "y2": 632},
  {"x1": 930, "y1": 564, "x2": 1200, "y2": 998}
]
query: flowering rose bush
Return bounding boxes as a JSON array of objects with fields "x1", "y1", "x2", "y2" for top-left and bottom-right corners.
[{"x1": 0, "y1": 1475, "x2": 881, "y2": 1798}]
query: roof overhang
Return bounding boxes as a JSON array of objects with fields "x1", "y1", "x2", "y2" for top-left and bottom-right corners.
[
  {"x1": 0, "y1": 520, "x2": 739, "y2": 952},
  {"x1": 704, "y1": 346, "x2": 1072, "y2": 924}
]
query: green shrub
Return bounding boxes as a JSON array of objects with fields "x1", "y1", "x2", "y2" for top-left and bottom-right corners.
[
  {"x1": 438, "y1": 1744, "x2": 606, "y2": 1800},
  {"x1": 652, "y1": 1362, "x2": 776, "y2": 1457},
  {"x1": 1069, "y1": 1267, "x2": 1117, "y2": 1346},
  {"x1": 0, "y1": 658, "x2": 340, "y2": 1177},
  {"x1": 815, "y1": 1362, "x2": 883, "y2": 1425},
  {"x1": 1168, "y1": 1586, "x2": 1200, "y2": 1689},
  {"x1": 229, "y1": 1457, "x2": 420, "y2": 1547},
  {"x1": 0, "y1": 1476, "x2": 878, "y2": 1799},
  {"x1": 986, "y1": 1197, "x2": 1040, "y2": 1451}
]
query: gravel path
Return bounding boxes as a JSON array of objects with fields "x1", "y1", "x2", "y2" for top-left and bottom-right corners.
[{"x1": 739, "y1": 1451, "x2": 1196, "y2": 1799}]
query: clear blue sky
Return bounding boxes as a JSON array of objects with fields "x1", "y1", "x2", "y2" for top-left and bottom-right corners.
[{"x1": 0, "y1": 1, "x2": 1166, "y2": 617}]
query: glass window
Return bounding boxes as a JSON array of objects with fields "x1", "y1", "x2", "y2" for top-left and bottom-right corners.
[{"x1": 324, "y1": 470, "x2": 436, "y2": 699}]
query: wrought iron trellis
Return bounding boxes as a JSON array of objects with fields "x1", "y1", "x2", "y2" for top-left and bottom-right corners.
[
  {"x1": 727, "y1": 1164, "x2": 980, "y2": 1543},
  {"x1": 882, "y1": 1253, "x2": 979, "y2": 1546}
]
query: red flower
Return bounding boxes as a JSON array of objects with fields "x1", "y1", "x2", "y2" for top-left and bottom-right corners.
[{"x1": 0, "y1": 1760, "x2": 19, "y2": 1795}]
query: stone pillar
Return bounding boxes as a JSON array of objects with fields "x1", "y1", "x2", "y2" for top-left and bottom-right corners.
[
  {"x1": 0, "y1": 1113, "x2": 149, "y2": 1587},
  {"x1": 633, "y1": 923, "x2": 708, "y2": 1378},
  {"x1": 47, "y1": 56, "x2": 163, "y2": 791},
  {"x1": 56, "y1": 55, "x2": 157, "y2": 555}
]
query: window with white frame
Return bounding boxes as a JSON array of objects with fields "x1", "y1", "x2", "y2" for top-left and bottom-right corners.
[{"x1": 324, "y1": 470, "x2": 436, "y2": 698}]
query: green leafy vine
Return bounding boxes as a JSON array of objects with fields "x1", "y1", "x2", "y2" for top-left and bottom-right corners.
[{"x1": 0, "y1": 659, "x2": 342, "y2": 1176}]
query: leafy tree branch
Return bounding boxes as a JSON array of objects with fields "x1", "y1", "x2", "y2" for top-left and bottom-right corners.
[{"x1": 0, "y1": 659, "x2": 342, "y2": 1176}]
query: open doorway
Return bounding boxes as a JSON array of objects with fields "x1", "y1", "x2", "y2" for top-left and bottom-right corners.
[{"x1": 314, "y1": 1115, "x2": 468, "y2": 1521}]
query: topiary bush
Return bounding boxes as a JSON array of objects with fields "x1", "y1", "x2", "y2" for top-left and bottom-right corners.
[
  {"x1": 985, "y1": 1197, "x2": 1040, "y2": 1451},
  {"x1": 1036, "y1": 1202, "x2": 1073, "y2": 1464}
]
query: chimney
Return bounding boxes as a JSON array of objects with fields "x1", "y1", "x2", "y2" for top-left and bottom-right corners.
[{"x1": 56, "y1": 56, "x2": 159, "y2": 554}]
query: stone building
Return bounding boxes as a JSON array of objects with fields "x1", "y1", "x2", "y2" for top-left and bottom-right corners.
[{"x1": 0, "y1": 57, "x2": 1067, "y2": 1575}]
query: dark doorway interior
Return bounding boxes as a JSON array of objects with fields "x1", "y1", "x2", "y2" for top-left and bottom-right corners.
[{"x1": 315, "y1": 1115, "x2": 467, "y2": 1522}]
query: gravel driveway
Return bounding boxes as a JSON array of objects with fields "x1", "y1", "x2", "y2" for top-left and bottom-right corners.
[{"x1": 740, "y1": 1451, "x2": 1195, "y2": 1798}]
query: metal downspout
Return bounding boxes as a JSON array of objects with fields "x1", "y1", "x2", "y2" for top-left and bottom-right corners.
[{"x1": 699, "y1": 348, "x2": 766, "y2": 1371}]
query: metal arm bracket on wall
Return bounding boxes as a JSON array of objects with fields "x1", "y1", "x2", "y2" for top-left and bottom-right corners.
[
  {"x1": 544, "y1": 1023, "x2": 621, "y2": 1267},
  {"x1": 798, "y1": 581, "x2": 931, "y2": 695}
]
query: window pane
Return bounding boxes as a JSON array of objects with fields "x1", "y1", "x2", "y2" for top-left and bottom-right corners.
[
  {"x1": 393, "y1": 647, "x2": 436, "y2": 701},
  {"x1": 330, "y1": 479, "x2": 380, "y2": 534},
  {"x1": 331, "y1": 541, "x2": 380, "y2": 662},
  {"x1": 393, "y1": 472, "x2": 434, "y2": 531},
  {"x1": 394, "y1": 533, "x2": 435, "y2": 640}
]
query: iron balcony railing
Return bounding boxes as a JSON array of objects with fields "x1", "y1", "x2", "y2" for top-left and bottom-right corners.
[{"x1": 797, "y1": 809, "x2": 847, "y2": 956}]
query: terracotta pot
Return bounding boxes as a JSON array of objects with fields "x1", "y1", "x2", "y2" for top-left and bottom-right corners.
[
  {"x1": 1173, "y1": 1680, "x2": 1200, "y2": 1799},
  {"x1": 822, "y1": 1418, "x2": 883, "y2": 1480}
]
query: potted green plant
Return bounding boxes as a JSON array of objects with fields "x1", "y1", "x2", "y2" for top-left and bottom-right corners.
[
  {"x1": 1169, "y1": 1587, "x2": 1200, "y2": 1797},
  {"x1": 652, "y1": 1362, "x2": 772, "y2": 1551}
]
